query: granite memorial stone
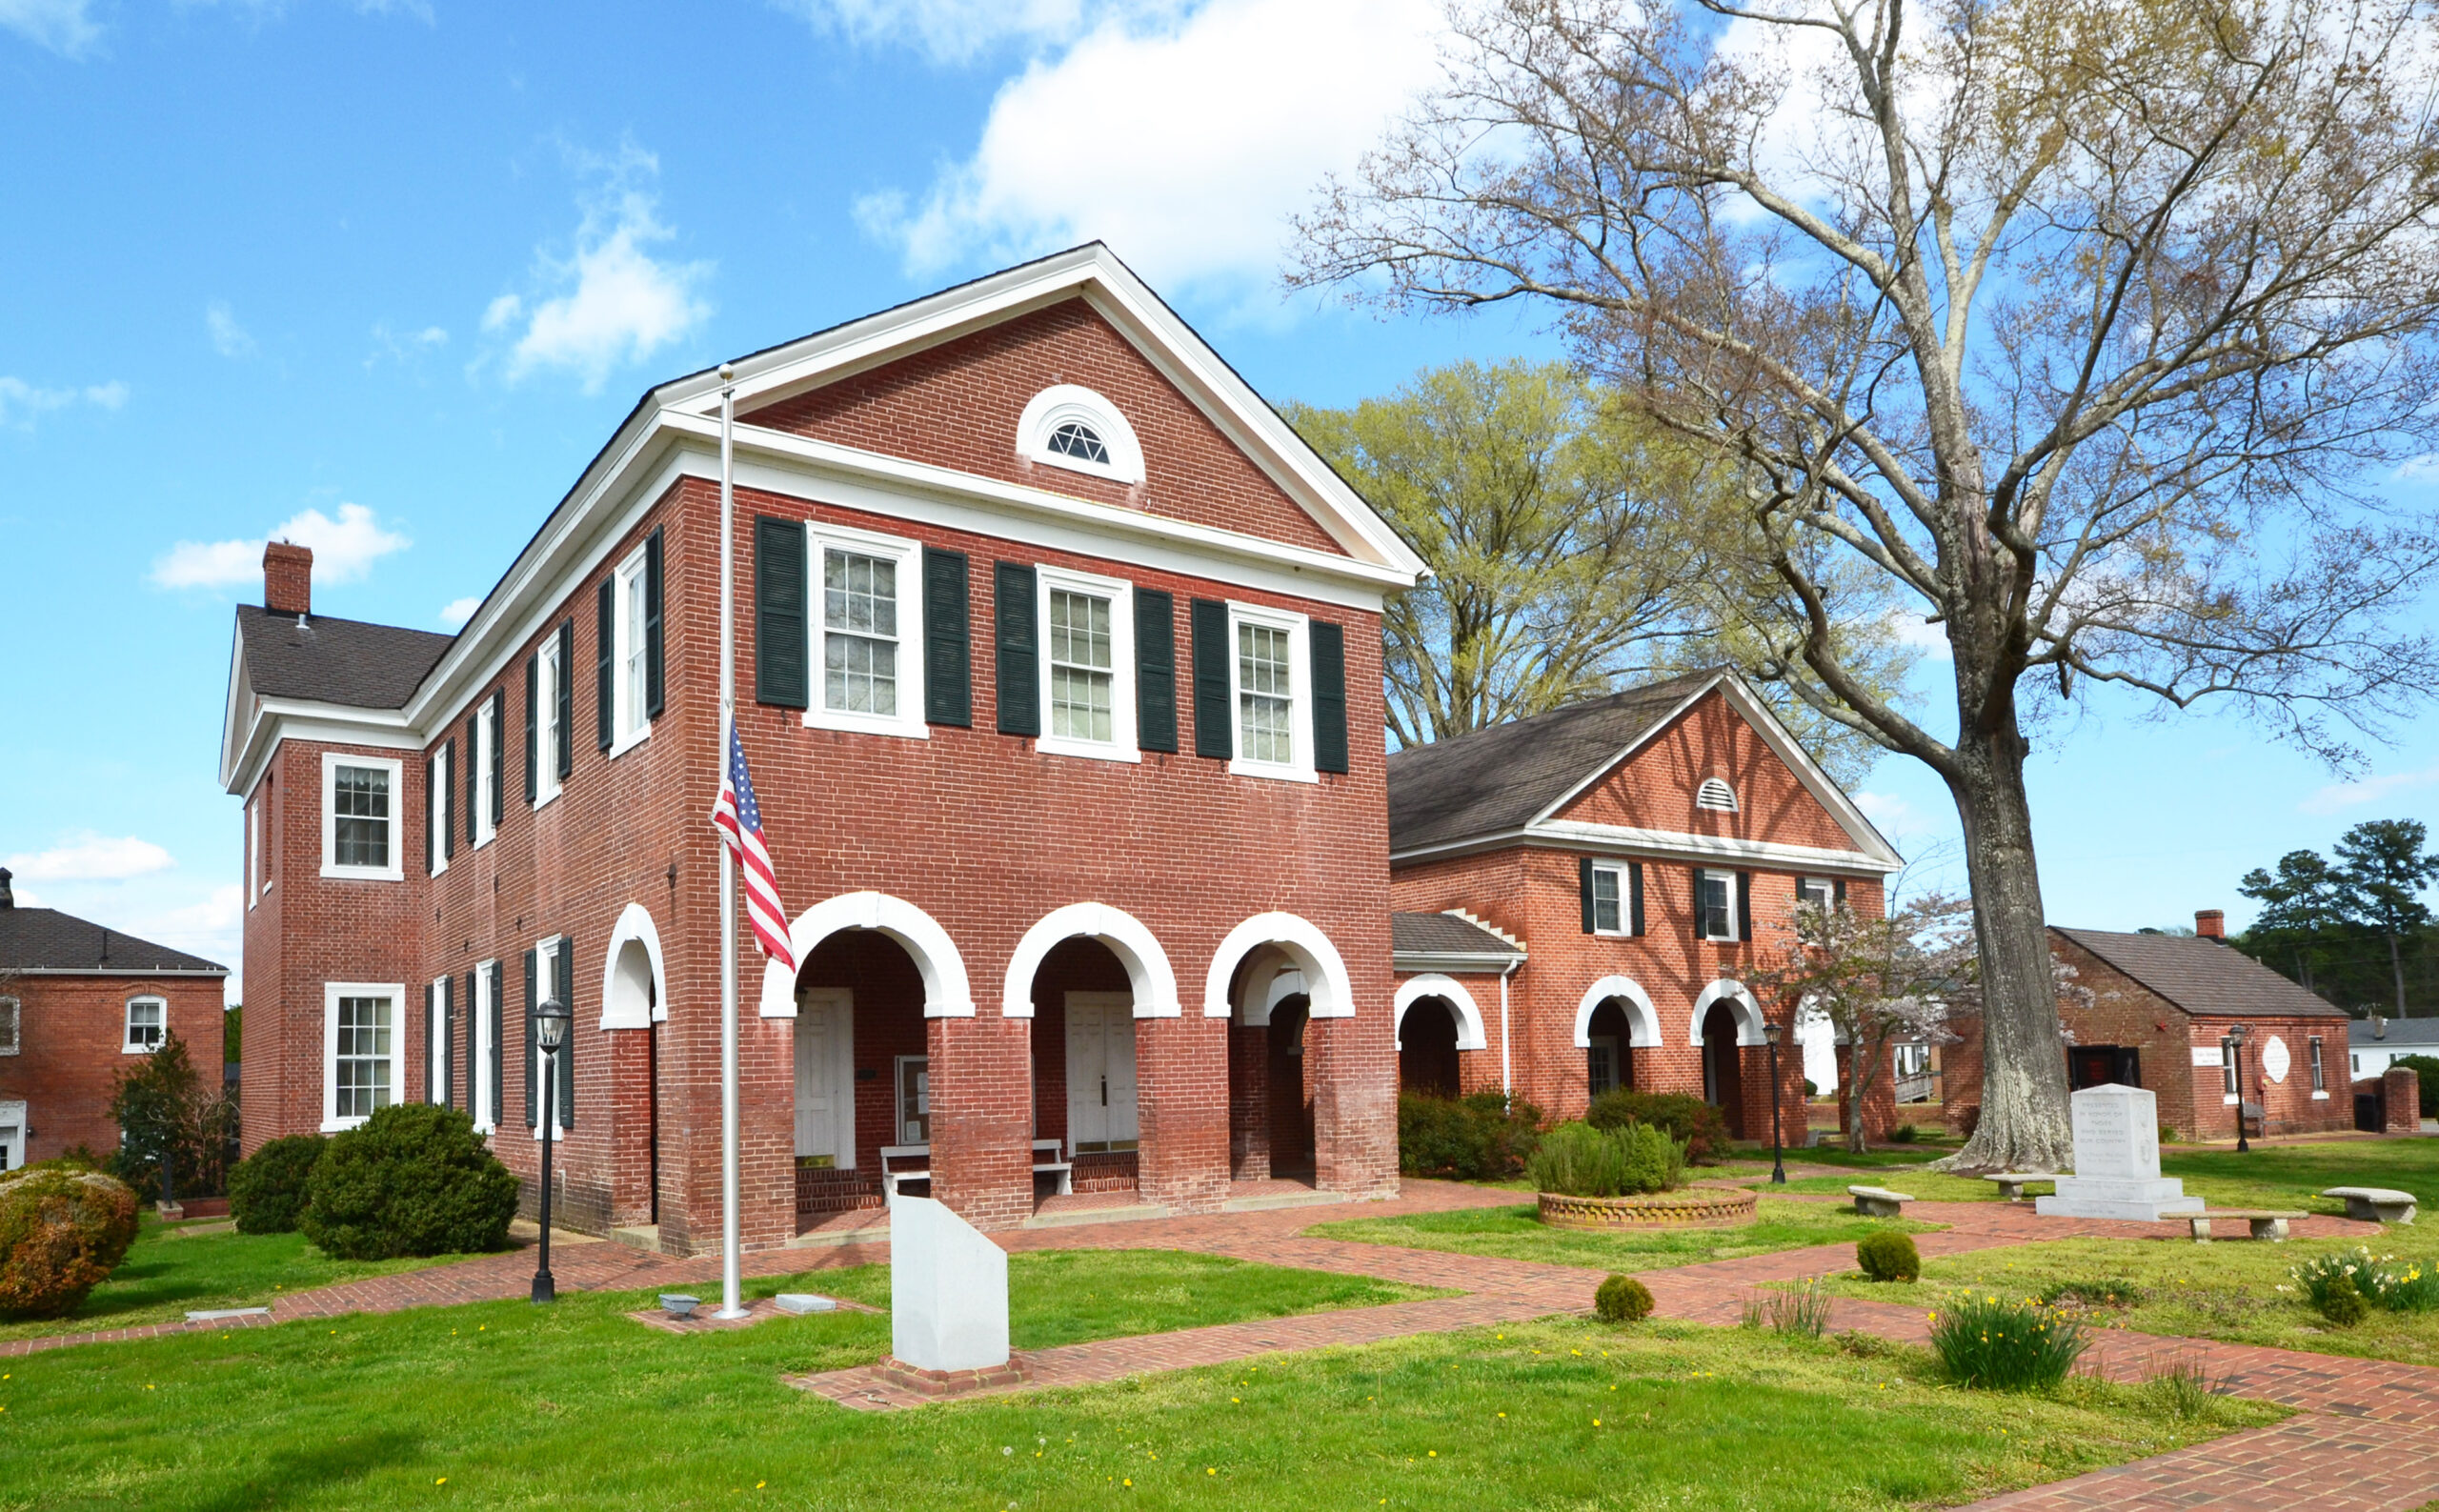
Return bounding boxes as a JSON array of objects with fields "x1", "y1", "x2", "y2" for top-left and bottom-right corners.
[
  {"x1": 890, "y1": 1195, "x2": 1012, "y2": 1373},
  {"x1": 2035, "y1": 1083, "x2": 2205, "y2": 1220}
]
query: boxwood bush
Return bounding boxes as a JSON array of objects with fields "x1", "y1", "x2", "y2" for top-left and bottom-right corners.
[
  {"x1": 0, "y1": 1165, "x2": 140, "y2": 1319},
  {"x1": 1526, "y1": 1120, "x2": 1686, "y2": 1198},
  {"x1": 1856, "y1": 1230, "x2": 1920, "y2": 1282},
  {"x1": 228, "y1": 1133, "x2": 328, "y2": 1235},
  {"x1": 1584, "y1": 1090, "x2": 1731, "y2": 1163},
  {"x1": 1595, "y1": 1273, "x2": 1654, "y2": 1322},
  {"x1": 300, "y1": 1104, "x2": 517, "y2": 1260},
  {"x1": 1397, "y1": 1091, "x2": 1542, "y2": 1180}
]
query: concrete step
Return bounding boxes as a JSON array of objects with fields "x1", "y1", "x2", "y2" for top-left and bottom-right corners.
[
  {"x1": 1220, "y1": 1189, "x2": 1351, "y2": 1214},
  {"x1": 609, "y1": 1224, "x2": 664, "y2": 1255},
  {"x1": 1020, "y1": 1201, "x2": 1173, "y2": 1230}
]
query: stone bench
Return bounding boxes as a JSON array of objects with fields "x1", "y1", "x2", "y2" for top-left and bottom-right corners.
[
  {"x1": 2322, "y1": 1186, "x2": 2418, "y2": 1224},
  {"x1": 1848, "y1": 1185, "x2": 1914, "y2": 1218},
  {"x1": 1983, "y1": 1173, "x2": 2059, "y2": 1202},
  {"x1": 2182, "y1": 1209, "x2": 2305, "y2": 1242}
]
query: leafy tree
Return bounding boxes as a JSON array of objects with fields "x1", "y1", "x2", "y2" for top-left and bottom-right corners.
[
  {"x1": 1295, "y1": 0, "x2": 2439, "y2": 1171},
  {"x1": 2237, "y1": 851, "x2": 2350, "y2": 995},
  {"x1": 107, "y1": 1032, "x2": 235, "y2": 1199},
  {"x1": 2335, "y1": 820, "x2": 2439, "y2": 1018}
]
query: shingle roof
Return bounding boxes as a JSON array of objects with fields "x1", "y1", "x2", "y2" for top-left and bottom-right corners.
[
  {"x1": 2052, "y1": 927, "x2": 2347, "y2": 1020},
  {"x1": 2351, "y1": 1018, "x2": 2439, "y2": 1047},
  {"x1": 0, "y1": 907, "x2": 227, "y2": 975},
  {"x1": 1385, "y1": 671, "x2": 1723, "y2": 854},
  {"x1": 1391, "y1": 911, "x2": 1525, "y2": 960},
  {"x1": 235, "y1": 604, "x2": 454, "y2": 711}
]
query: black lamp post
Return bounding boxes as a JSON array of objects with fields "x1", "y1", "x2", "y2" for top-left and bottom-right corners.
[
  {"x1": 2227, "y1": 1021, "x2": 2252, "y2": 1153},
  {"x1": 1764, "y1": 1018, "x2": 1787, "y2": 1185},
  {"x1": 531, "y1": 995, "x2": 570, "y2": 1304}
]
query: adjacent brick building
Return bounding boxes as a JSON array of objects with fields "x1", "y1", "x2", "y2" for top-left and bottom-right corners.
[
  {"x1": 218, "y1": 246, "x2": 1428, "y2": 1248},
  {"x1": 1383, "y1": 673, "x2": 1905, "y2": 1142},
  {"x1": 1940, "y1": 914, "x2": 2356, "y2": 1139},
  {"x1": 0, "y1": 868, "x2": 229, "y2": 1170}
]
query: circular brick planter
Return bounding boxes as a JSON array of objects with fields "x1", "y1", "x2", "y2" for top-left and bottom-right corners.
[{"x1": 1536, "y1": 1185, "x2": 1759, "y2": 1229}]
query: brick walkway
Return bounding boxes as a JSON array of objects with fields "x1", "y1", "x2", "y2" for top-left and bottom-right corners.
[{"x1": 15, "y1": 1182, "x2": 2439, "y2": 1508}]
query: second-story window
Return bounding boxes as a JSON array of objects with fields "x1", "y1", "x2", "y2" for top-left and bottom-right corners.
[
  {"x1": 125, "y1": 997, "x2": 165, "y2": 1053},
  {"x1": 428, "y1": 742, "x2": 451, "y2": 876},
  {"x1": 537, "y1": 637, "x2": 564, "y2": 803},
  {"x1": 322, "y1": 754, "x2": 402, "y2": 880},
  {"x1": 612, "y1": 544, "x2": 653, "y2": 750},
  {"x1": 0, "y1": 997, "x2": 20, "y2": 1056},
  {"x1": 1797, "y1": 877, "x2": 1833, "y2": 911},
  {"x1": 824, "y1": 548, "x2": 898, "y2": 716},
  {"x1": 474, "y1": 700, "x2": 496, "y2": 844},
  {"x1": 1697, "y1": 870, "x2": 1738, "y2": 941},
  {"x1": 1590, "y1": 862, "x2": 1625, "y2": 934},
  {"x1": 1239, "y1": 624, "x2": 1292, "y2": 762},
  {"x1": 1036, "y1": 566, "x2": 1137, "y2": 761}
]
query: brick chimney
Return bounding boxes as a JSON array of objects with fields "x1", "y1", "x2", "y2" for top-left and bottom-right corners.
[
  {"x1": 264, "y1": 541, "x2": 313, "y2": 618},
  {"x1": 2195, "y1": 908, "x2": 2226, "y2": 940}
]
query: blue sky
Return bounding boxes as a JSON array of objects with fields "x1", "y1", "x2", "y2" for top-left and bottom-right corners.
[{"x1": 3, "y1": 0, "x2": 2434, "y2": 1004}]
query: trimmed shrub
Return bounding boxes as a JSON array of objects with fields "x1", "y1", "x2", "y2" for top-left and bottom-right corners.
[
  {"x1": 2319, "y1": 1271, "x2": 2369, "y2": 1327},
  {"x1": 1584, "y1": 1090, "x2": 1730, "y2": 1163},
  {"x1": 1527, "y1": 1120, "x2": 1686, "y2": 1198},
  {"x1": 228, "y1": 1134, "x2": 328, "y2": 1235},
  {"x1": 1397, "y1": 1092, "x2": 1542, "y2": 1181},
  {"x1": 1856, "y1": 1231, "x2": 1920, "y2": 1282},
  {"x1": 1595, "y1": 1274, "x2": 1654, "y2": 1323},
  {"x1": 300, "y1": 1104, "x2": 517, "y2": 1260},
  {"x1": 0, "y1": 1166, "x2": 140, "y2": 1319},
  {"x1": 1928, "y1": 1293, "x2": 2087, "y2": 1390}
]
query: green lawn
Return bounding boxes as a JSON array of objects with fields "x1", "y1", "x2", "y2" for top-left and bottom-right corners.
[
  {"x1": 1758, "y1": 1171, "x2": 2013, "y2": 1202},
  {"x1": 2157, "y1": 1138, "x2": 2437, "y2": 1213},
  {"x1": 1803, "y1": 1232, "x2": 2439, "y2": 1366},
  {"x1": 0, "y1": 1260, "x2": 2274, "y2": 1511},
  {"x1": 0, "y1": 1215, "x2": 484, "y2": 1344},
  {"x1": 1310, "y1": 1199, "x2": 1937, "y2": 1273}
]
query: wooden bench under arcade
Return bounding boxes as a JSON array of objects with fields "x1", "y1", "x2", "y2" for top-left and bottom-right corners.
[
  {"x1": 2182, "y1": 1208, "x2": 2305, "y2": 1242},
  {"x1": 1848, "y1": 1185, "x2": 1913, "y2": 1218},
  {"x1": 2322, "y1": 1187, "x2": 2418, "y2": 1224}
]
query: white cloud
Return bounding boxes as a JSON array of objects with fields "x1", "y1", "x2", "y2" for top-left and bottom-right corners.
[
  {"x1": 1882, "y1": 607, "x2": 1953, "y2": 661},
  {"x1": 2301, "y1": 764, "x2": 2439, "y2": 816},
  {"x1": 1854, "y1": 790, "x2": 1926, "y2": 837},
  {"x1": 6, "y1": 834, "x2": 174, "y2": 882},
  {"x1": 775, "y1": 0, "x2": 1139, "y2": 63},
  {"x1": 151, "y1": 501, "x2": 410, "y2": 591},
  {"x1": 0, "y1": 374, "x2": 128, "y2": 426},
  {"x1": 486, "y1": 143, "x2": 712, "y2": 394},
  {"x1": 206, "y1": 301, "x2": 257, "y2": 358},
  {"x1": 0, "y1": 0, "x2": 103, "y2": 56},
  {"x1": 439, "y1": 595, "x2": 482, "y2": 628},
  {"x1": 367, "y1": 321, "x2": 448, "y2": 368},
  {"x1": 859, "y1": 0, "x2": 1444, "y2": 302}
]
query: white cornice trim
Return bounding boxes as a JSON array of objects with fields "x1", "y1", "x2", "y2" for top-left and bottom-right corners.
[
  {"x1": 1391, "y1": 819, "x2": 1900, "y2": 875},
  {"x1": 221, "y1": 698, "x2": 420, "y2": 797},
  {"x1": 5, "y1": 966, "x2": 229, "y2": 978},
  {"x1": 1393, "y1": 951, "x2": 1526, "y2": 974}
]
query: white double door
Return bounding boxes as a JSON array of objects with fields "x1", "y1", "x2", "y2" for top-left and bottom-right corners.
[
  {"x1": 1065, "y1": 992, "x2": 1139, "y2": 1152},
  {"x1": 794, "y1": 988, "x2": 857, "y2": 1169},
  {"x1": 0, "y1": 1100, "x2": 22, "y2": 1172}
]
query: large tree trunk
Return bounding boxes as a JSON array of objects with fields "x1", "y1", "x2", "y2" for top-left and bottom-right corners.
[
  {"x1": 1937, "y1": 721, "x2": 2077, "y2": 1174},
  {"x1": 2389, "y1": 932, "x2": 2407, "y2": 1017}
]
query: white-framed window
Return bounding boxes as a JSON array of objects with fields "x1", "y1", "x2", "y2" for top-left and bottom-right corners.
[
  {"x1": 473, "y1": 699, "x2": 496, "y2": 847},
  {"x1": 473, "y1": 959, "x2": 498, "y2": 1134},
  {"x1": 611, "y1": 544, "x2": 653, "y2": 755},
  {"x1": 1696, "y1": 870, "x2": 1739, "y2": 942},
  {"x1": 1589, "y1": 860, "x2": 1627, "y2": 935},
  {"x1": 320, "y1": 753, "x2": 403, "y2": 881},
  {"x1": 2221, "y1": 1037, "x2": 2240, "y2": 1100},
  {"x1": 534, "y1": 935, "x2": 569, "y2": 1143},
  {"x1": 805, "y1": 522, "x2": 928, "y2": 741},
  {"x1": 247, "y1": 796, "x2": 260, "y2": 908},
  {"x1": 1697, "y1": 777, "x2": 1739, "y2": 812},
  {"x1": 428, "y1": 741, "x2": 451, "y2": 876},
  {"x1": 1037, "y1": 565, "x2": 1138, "y2": 762},
  {"x1": 323, "y1": 982, "x2": 401, "y2": 1131},
  {"x1": 1017, "y1": 384, "x2": 1146, "y2": 485},
  {"x1": 427, "y1": 978, "x2": 451, "y2": 1107},
  {"x1": 0, "y1": 997, "x2": 19, "y2": 1056},
  {"x1": 1797, "y1": 877, "x2": 1835, "y2": 911},
  {"x1": 1228, "y1": 602, "x2": 1316, "y2": 783},
  {"x1": 535, "y1": 637, "x2": 564, "y2": 807},
  {"x1": 2309, "y1": 1037, "x2": 2328, "y2": 1096},
  {"x1": 124, "y1": 997, "x2": 166, "y2": 1053}
]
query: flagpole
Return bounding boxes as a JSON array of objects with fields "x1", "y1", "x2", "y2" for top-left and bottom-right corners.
[{"x1": 715, "y1": 362, "x2": 746, "y2": 1321}]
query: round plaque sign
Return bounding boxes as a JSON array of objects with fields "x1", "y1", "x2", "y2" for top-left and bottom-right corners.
[{"x1": 2261, "y1": 1035, "x2": 2291, "y2": 1084}]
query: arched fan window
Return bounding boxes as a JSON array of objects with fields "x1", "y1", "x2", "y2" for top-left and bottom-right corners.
[
  {"x1": 1046, "y1": 419, "x2": 1111, "y2": 465},
  {"x1": 1018, "y1": 385, "x2": 1145, "y2": 483},
  {"x1": 1696, "y1": 777, "x2": 1739, "y2": 813}
]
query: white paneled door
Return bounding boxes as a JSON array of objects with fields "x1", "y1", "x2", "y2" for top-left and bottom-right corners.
[
  {"x1": 1065, "y1": 991, "x2": 1139, "y2": 1152},
  {"x1": 794, "y1": 988, "x2": 857, "y2": 1169}
]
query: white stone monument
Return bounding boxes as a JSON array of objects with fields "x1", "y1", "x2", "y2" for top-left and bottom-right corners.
[
  {"x1": 889, "y1": 1195, "x2": 1013, "y2": 1377},
  {"x1": 2035, "y1": 1083, "x2": 2205, "y2": 1220}
]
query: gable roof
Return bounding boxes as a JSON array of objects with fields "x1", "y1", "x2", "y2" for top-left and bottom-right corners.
[
  {"x1": 0, "y1": 907, "x2": 227, "y2": 976},
  {"x1": 234, "y1": 604, "x2": 454, "y2": 712},
  {"x1": 1392, "y1": 911, "x2": 1526, "y2": 962},
  {"x1": 2352, "y1": 1018, "x2": 2439, "y2": 1047},
  {"x1": 2052, "y1": 927, "x2": 2348, "y2": 1020}
]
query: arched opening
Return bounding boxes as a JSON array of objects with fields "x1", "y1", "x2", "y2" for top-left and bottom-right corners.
[
  {"x1": 1702, "y1": 1002, "x2": 1746, "y2": 1138},
  {"x1": 1267, "y1": 993, "x2": 1315, "y2": 1177},
  {"x1": 1211, "y1": 915, "x2": 1355, "y2": 1191},
  {"x1": 1026, "y1": 936, "x2": 1140, "y2": 1200},
  {"x1": 1585, "y1": 998, "x2": 1636, "y2": 1100},
  {"x1": 1398, "y1": 997, "x2": 1461, "y2": 1098},
  {"x1": 789, "y1": 929, "x2": 932, "y2": 1229}
]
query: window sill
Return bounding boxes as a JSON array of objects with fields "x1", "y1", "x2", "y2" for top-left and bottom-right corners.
[
  {"x1": 320, "y1": 1117, "x2": 371, "y2": 1133},
  {"x1": 2312, "y1": 1090, "x2": 2331, "y2": 1099},
  {"x1": 609, "y1": 724, "x2": 652, "y2": 760},
  {"x1": 474, "y1": 831, "x2": 495, "y2": 851},
  {"x1": 534, "y1": 784, "x2": 563, "y2": 814},
  {"x1": 122, "y1": 1042, "x2": 161, "y2": 1056},
  {"x1": 1228, "y1": 756, "x2": 1317, "y2": 785},
  {"x1": 1037, "y1": 736, "x2": 1140, "y2": 765},
  {"x1": 802, "y1": 708, "x2": 930, "y2": 741},
  {"x1": 531, "y1": 1125, "x2": 566, "y2": 1142},
  {"x1": 320, "y1": 862, "x2": 404, "y2": 882},
  {"x1": 2224, "y1": 1094, "x2": 2241, "y2": 1104}
]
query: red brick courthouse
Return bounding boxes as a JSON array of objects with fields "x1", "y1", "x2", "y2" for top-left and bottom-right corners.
[{"x1": 219, "y1": 246, "x2": 1428, "y2": 1251}]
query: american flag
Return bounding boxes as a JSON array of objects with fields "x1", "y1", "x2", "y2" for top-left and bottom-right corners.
[{"x1": 711, "y1": 721, "x2": 796, "y2": 972}]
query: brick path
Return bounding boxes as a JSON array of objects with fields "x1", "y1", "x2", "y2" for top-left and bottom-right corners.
[{"x1": 15, "y1": 1182, "x2": 2439, "y2": 1508}]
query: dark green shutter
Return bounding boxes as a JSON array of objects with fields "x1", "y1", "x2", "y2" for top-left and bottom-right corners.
[
  {"x1": 490, "y1": 690, "x2": 506, "y2": 828},
  {"x1": 994, "y1": 562, "x2": 1038, "y2": 736},
  {"x1": 440, "y1": 738, "x2": 456, "y2": 859},
  {"x1": 643, "y1": 527, "x2": 665, "y2": 718},
  {"x1": 1135, "y1": 588, "x2": 1177, "y2": 754},
  {"x1": 554, "y1": 620, "x2": 574, "y2": 779},
  {"x1": 923, "y1": 547, "x2": 971, "y2": 727},
  {"x1": 1310, "y1": 619, "x2": 1349, "y2": 775},
  {"x1": 464, "y1": 712, "x2": 478, "y2": 845},
  {"x1": 1737, "y1": 871, "x2": 1754, "y2": 941},
  {"x1": 1629, "y1": 861, "x2": 1645, "y2": 937},
  {"x1": 1833, "y1": 877, "x2": 1847, "y2": 910},
  {"x1": 553, "y1": 938, "x2": 574, "y2": 1130},
  {"x1": 523, "y1": 654, "x2": 538, "y2": 801},
  {"x1": 486, "y1": 962, "x2": 504, "y2": 1129},
  {"x1": 1579, "y1": 857, "x2": 1597, "y2": 933},
  {"x1": 521, "y1": 948, "x2": 538, "y2": 1127},
  {"x1": 1190, "y1": 599, "x2": 1232, "y2": 759},
  {"x1": 595, "y1": 579, "x2": 615, "y2": 752},
  {"x1": 754, "y1": 516, "x2": 808, "y2": 709}
]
